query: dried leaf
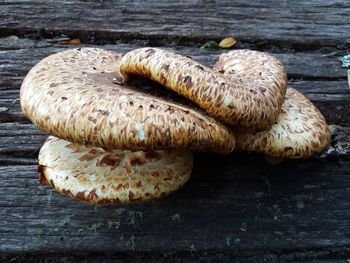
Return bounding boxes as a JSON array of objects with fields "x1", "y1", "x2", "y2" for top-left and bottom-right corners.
[
  {"x1": 58, "y1": 38, "x2": 81, "y2": 45},
  {"x1": 219, "y1": 37, "x2": 236, "y2": 48},
  {"x1": 201, "y1": 40, "x2": 219, "y2": 49}
]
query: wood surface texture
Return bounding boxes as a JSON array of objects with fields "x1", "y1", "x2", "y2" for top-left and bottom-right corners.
[{"x1": 1, "y1": 1, "x2": 350, "y2": 262}]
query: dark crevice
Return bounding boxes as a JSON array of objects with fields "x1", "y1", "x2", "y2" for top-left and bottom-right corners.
[{"x1": 288, "y1": 75, "x2": 348, "y2": 81}]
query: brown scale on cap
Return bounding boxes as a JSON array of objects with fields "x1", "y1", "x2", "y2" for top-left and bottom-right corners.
[
  {"x1": 39, "y1": 136, "x2": 193, "y2": 204},
  {"x1": 20, "y1": 48, "x2": 235, "y2": 154},
  {"x1": 119, "y1": 48, "x2": 288, "y2": 130}
]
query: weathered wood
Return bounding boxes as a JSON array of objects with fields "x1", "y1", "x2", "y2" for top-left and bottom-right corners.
[
  {"x1": 0, "y1": 39, "x2": 347, "y2": 82},
  {"x1": 1, "y1": 254, "x2": 348, "y2": 263},
  {"x1": 1, "y1": 157, "x2": 350, "y2": 262},
  {"x1": 1, "y1": 0, "x2": 349, "y2": 49},
  {"x1": 0, "y1": 1, "x2": 349, "y2": 260},
  {"x1": 0, "y1": 123, "x2": 46, "y2": 165}
]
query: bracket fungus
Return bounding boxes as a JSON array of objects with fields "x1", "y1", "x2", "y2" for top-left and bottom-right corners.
[
  {"x1": 214, "y1": 50, "x2": 331, "y2": 158},
  {"x1": 119, "y1": 48, "x2": 288, "y2": 130},
  {"x1": 20, "y1": 48, "x2": 234, "y2": 204},
  {"x1": 21, "y1": 46, "x2": 330, "y2": 204},
  {"x1": 38, "y1": 137, "x2": 192, "y2": 204},
  {"x1": 232, "y1": 88, "x2": 331, "y2": 158},
  {"x1": 21, "y1": 48, "x2": 235, "y2": 154}
]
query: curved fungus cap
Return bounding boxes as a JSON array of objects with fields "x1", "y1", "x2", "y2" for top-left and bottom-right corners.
[
  {"x1": 119, "y1": 48, "x2": 287, "y2": 130},
  {"x1": 20, "y1": 48, "x2": 235, "y2": 154},
  {"x1": 213, "y1": 50, "x2": 330, "y2": 158},
  {"x1": 39, "y1": 137, "x2": 193, "y2": 204},
  {"x1": 233, "y1": 88, "x2": 331, "y2": 158}
]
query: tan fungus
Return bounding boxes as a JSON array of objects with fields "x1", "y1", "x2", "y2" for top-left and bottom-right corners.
[
  {"x1": 21, "y1": 46, "x2": 330, "y2": 205},
  {"x1": 120, "y1": 48, "x2": 288, "y2": 130},
  {"x1": 39, "y1": 136, "x2": 193, "y2": 204},
  {"x1": 232, "y1": 88, "x2": 331, "y2": 158},
  {"x1": 20, "y1": 48, "x2": 235, "y2": 154},
  {"x1": 214, "y1": 50, "x2": 331, "y2": 158}
]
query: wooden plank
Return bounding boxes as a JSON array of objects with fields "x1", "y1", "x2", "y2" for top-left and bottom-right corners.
[
  {"x1": 1, "y1": 156, "x2": 350, "y2": 262},
  {"x1": 0, "y1": 40, "x2": 347, "y2": 82},
  {"x1": 0, "y1": 123, "x2": 46, "y2": 165},
  {"x1": 0, "y1": 254, "x2": 347, "y2": 263},
  {"x1": 1, "y1": 1, "x2": 349, "y2": 49}
]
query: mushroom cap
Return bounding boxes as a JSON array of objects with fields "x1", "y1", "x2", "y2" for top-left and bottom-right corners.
[
  {"x1": 38, "y1": 136, "x2": 193, "y2": 204},
  {"x1": 20, "y1": 48, "x2": 235, "y2": 154},
  {"x1": 120, "y1": 48, "x2": 287, "y2": 130},
  {"x1": 233, "y1": 88, "x2": 331, "y2": 158},
  {"x1": 213, "y1": 49, "x2": 288, "y2": 130}
]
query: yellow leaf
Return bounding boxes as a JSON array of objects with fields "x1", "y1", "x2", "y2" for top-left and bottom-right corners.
[
  {"x1": 58, "y1": 38, "x2": 81, "y2": 45},
  {"x1": 219, "y1": 37, "x2": 236, "y2": 48}
]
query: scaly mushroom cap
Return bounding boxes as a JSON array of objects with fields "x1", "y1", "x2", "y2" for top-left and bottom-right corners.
[
  {"x1": 20, "y1": 48, "x2": 235, "y2": 154},
  {"x1": 233, "y1": 88, "x2": 331, "y2": 158},
  {"x1": 213, "y1": 50, "x2": 330, "y2": 158},
  {"x1": 120, "y1": 48, "x2": 287, "y2": 130},
  {"x1": 38, "y1": 136, "x2": 193, "y2": 204}
]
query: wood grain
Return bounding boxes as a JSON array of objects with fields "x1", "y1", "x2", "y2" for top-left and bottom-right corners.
[
  {"x1": 1, "y1": 157, "x2": 350, "y2": 262},
  {"x1": 1, "y1": 0, "x2": 349, "y2": 49}
]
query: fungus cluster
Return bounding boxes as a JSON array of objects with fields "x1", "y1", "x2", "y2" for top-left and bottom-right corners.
[{"x1": 20, "y1": 47, "x2": 330, "y2": 204}]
